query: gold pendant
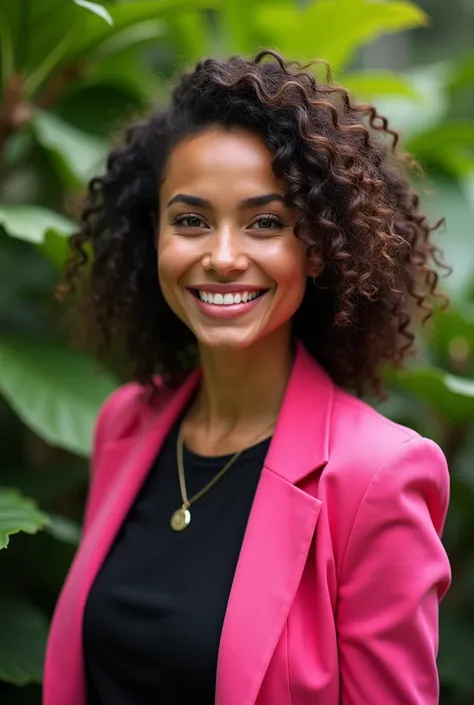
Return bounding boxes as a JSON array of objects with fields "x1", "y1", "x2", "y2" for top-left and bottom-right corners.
[{"x1": 170, "y1": 505, "x2": 191, "y2": 531}]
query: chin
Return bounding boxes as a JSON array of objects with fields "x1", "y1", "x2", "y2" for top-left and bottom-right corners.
[{"x1": 196, "y1": 329, "x2": 262, "y2": 352}]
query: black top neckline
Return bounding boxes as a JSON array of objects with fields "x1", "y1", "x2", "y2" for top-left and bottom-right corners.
[{"x1": 182, "y1": 434, "x2": 272, "y2": 470}]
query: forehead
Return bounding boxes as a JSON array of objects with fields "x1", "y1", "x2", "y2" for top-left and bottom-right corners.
[{"x1": 160, "y1": 127, "x2": 282, "y2": 202}]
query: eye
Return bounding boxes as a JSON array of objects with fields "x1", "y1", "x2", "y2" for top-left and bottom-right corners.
[
  {"x1": 171, "y1": 214, "x2": 207, "y2": 229},
  {"x1": 249, "y1": 214, "x2": 287, "y2": 232}
]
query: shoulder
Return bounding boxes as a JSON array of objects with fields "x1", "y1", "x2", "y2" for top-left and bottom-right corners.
[
  {"x1": 329, "y1": 384, "x2": 444, "y2": 464},
  {"x1": 323, "y1": 385, "x2": 449, "y2": 515},
  {"x1": 92, "y1": 376, "x2": 171, "y2": 453}
]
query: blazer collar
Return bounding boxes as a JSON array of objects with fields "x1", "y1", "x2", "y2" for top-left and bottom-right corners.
[{"x1": 139, "y1": 340, "x2": 333, "y2": 486}]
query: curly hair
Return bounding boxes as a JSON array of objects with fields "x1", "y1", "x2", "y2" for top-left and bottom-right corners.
[{"x1": 59, "y1": 50, "x2": 448, "y2": 399}]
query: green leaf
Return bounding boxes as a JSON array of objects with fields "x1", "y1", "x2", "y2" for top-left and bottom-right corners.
[
  {"x1": 69, "y1": 0, "x2": 219, "y2": 59},
  {"x1": 408, "y1": 122, "x2": 474, "y2": 162},
  {"x1": 73, "y1": 0, "x2": 113, "y2": 26},
  {"x1": 0, "y1": 205, "x2": 75, "y2": 244},
  {"x1": 23, "y1": 25, "x2": 77, "y2": 97},
  {"x1": 0, "y1": 595, "x2": 49, "y2": 685},
  {"x1": 219, "y1": 0, "x2": 262, "y2": 54},
  {"x1": 46, "y1": 514, "x2": 81, "y2": 546},
  {"x1": 341, "y1": 70, "x2": 420, "y2": 100},
  {"x1": 0, "y1": 488, "x2": 50, "y2": 551},
  {"x1": 32, "y1": 110, "x2": 108, "y2": 184},
  {"x1": 370, "y1": 62, "x2": 450, "y2": 139},
  {"x1": 256, "y1": 0, "x2": 427, "y2": 72},
  {"x1": 429, "y1": 302, "x2": 474, "y2": 367},
  {"x1": 421, "y1": 176, "x2": 474, "y2": 301},
  {"x1": 166, "y1": 12, "x2": 209, "y2": 63},
  {"x1": 42, "y1": 228, "x2": 73, "y2": 269},
  {"x1": 0, "y1": 5, "x2": 15, "y2": 79},
  {"x1": 446, "y1": 51, "x2": 474, "y2": 95},
  {"x1": 388, "y1": 366, "x2": 474, "y2": 424},
  {"x1": 0, "y1": 336, "x2": 119, "y2": 457}
]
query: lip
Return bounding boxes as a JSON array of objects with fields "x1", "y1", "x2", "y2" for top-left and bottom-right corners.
[
  {"x1": 187, "y1": 289, "x2": 270, "y2": 320},
  {"x1": 187, "y1": 284, "x2": 267, "y2": 294}
]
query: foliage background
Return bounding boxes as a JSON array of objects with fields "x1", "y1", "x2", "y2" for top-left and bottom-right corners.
[{"x1": 1, "y1": 1, "x2": 474, "y2": 703}]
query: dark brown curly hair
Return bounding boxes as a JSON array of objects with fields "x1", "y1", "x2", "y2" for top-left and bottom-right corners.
[{"x1": 59, "y1": 50, "x2": 448, "y2": 399}]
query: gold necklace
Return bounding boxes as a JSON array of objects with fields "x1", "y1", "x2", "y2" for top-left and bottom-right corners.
[{"x1": 170, "y1": 421, "x2": 275, "y2": 531}]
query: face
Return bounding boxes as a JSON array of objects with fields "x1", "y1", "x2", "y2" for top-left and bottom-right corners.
[{"x1": 157, "y1": 126, "x2": 314, "y2": 351}]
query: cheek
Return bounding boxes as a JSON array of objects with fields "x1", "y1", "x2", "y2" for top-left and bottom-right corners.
[
  {"x1": 266, "y1": 240, "x2": 307, "y2": 296},
  {"x1": 157, "y1": 233, "x2": 190, "y2": 289}
]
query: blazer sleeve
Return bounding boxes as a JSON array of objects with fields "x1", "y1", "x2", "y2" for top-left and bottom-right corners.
[{"x1": 336, "y1": 436, "x2": 451, "y2": 705}]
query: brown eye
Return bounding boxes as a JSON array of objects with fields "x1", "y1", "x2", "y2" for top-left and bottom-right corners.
[
  {"x1": 172, "y1": 214, "x2": 206, "y2": 228},
  {"x1": 250, "y1": 215, "x2": 286, "y2": 231}
]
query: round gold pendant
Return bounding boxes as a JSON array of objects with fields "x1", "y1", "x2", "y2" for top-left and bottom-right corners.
[{"x1": 170, "y1": 506, "x2": 191, "y2": 531}]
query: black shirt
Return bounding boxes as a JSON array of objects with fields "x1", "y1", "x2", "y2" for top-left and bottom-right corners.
[{"x1": 83, "y1": 420, "x2": 271, "y2": 705}]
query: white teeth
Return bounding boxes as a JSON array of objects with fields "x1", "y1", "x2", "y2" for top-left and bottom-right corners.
[{"x1": 197, "y1": 290, "x2": 262, "y2": 305}]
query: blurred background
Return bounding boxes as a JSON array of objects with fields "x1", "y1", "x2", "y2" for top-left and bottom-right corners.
[{"x1": 0, "y1": 1, "x2": 473, "y2": 703}]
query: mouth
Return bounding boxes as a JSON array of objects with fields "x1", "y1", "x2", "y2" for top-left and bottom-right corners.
[
  {"x1": 186, "y1": 287, "x2": 271, "y2": 320},
  {"x1": 189, "y1": 288, "x2": 269, "y2": 305}
]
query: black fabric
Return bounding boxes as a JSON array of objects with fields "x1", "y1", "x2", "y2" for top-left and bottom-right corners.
[{"x1": 83, "y1": 420, "x2": 271, "y2": 705}]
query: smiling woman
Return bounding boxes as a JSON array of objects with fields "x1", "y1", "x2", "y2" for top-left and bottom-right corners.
[{"x1": 45, "y1": 51, "x2": 451, "y2": 705}]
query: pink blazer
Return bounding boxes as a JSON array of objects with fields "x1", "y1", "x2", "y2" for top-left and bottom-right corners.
[{"x1": 43, "y1": 342, "x2": 451, "y2": 705}]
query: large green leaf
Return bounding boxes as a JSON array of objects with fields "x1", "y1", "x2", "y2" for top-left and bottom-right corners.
[
  {"x1": 341, "y1": 70, "x2": 420, "y2": 100},
  {"x1": 408, "y1": 122, "x2": 474, "y2": 164},
  {"x1": 219, "y1": 0, "x2": 265, "y2": 54},
  {"x1": 446, "y1": 51, "x2": 474, "y2": 95},
  {"x1": 166, "y1": 12, "x2": 209, "y2": 63},
  {"x1": 0, "y1": 336, "x2": 119, "y2": 457},
  {"x1": 371, "y1": 62, "x2": 450, "y2": 139},
  {"x1": 421, "y1": 176, "x2": 474, "y2": 301},
  {"x1": 0, "y1": 595, "x2": 49, "y2": 685},
  {"x1": 0, "y1": 205, "x2": 75, "y2": 244},
  {"x1": 73, "y1": 0, "x2": 113, "y2": 26},
  {"x1": 388, "y1": 366, "x2": 474, "y2": 424},
  {"x1": 256, "y1": 0, "x2": 427, "y2": 72},
  {"x1": 32, "y1": 110, "x2": 108, "y2": 184},
  {"x1": 0, "y1": 489, "x2": 49, "y2": 551},
  {"x1": 69, "y1": 0, "x2": 219, "y2": 59}
]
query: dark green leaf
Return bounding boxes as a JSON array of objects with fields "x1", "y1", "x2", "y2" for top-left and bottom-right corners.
[
  {"x1": 32, "y1": 110, "x2": 108, "y2": 184},
  {"x1": 0, "y1": 595, "x2": 48, "y2": 685},
  {"x1": 69, "y1": 0, "x2": 219, "y2": 59},
  {"x1": 0, "y1": 489, "x2": 49, "y2": 551},
  {"x1": 0, "y1": 336, "x2": 119, "y2": 457}
]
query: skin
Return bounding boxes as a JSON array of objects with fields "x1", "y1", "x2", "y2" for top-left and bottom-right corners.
[{"x1": 157, "y1": 126, "x2": 320, "y2": 455}]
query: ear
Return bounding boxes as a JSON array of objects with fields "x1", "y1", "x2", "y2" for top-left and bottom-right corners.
[{"x1": 305, "y1": 256, "x2": 324, "y2": 279}]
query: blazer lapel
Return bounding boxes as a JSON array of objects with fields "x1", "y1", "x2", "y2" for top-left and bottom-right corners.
[
  {"x1": 44, "y1": 372, "x2": 200, "y2": 705},
  {"x1": 216, "y1": 342, "x2": 334, "y2": 705}
]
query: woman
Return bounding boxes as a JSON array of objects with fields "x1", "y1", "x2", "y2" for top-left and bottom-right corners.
[{"x1": 44, "y1": 51, "x2": 451, "y2": 705}]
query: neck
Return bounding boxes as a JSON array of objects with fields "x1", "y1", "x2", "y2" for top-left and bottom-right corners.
[{"x1": 192, "y1": 326, "x2": 294, "y2": 438}]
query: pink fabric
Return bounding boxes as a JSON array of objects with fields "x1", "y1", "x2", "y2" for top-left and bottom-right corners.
[{"x1": 43, "y1": 342, "x2": 451, "y2": 705}]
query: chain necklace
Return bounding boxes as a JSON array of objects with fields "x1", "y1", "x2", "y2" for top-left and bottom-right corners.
[{"x1": 170, "y1": 421, "x2": 275, "y2": 531}]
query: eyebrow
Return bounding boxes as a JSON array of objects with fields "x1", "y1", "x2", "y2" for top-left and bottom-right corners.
[{"x1": 166, "y1": 193, "x2": 287, "y2": 209}]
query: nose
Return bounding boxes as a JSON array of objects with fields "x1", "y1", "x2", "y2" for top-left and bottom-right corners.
[{"x1": 202, "y1": 227, "x2": 248, "y2": 276}]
